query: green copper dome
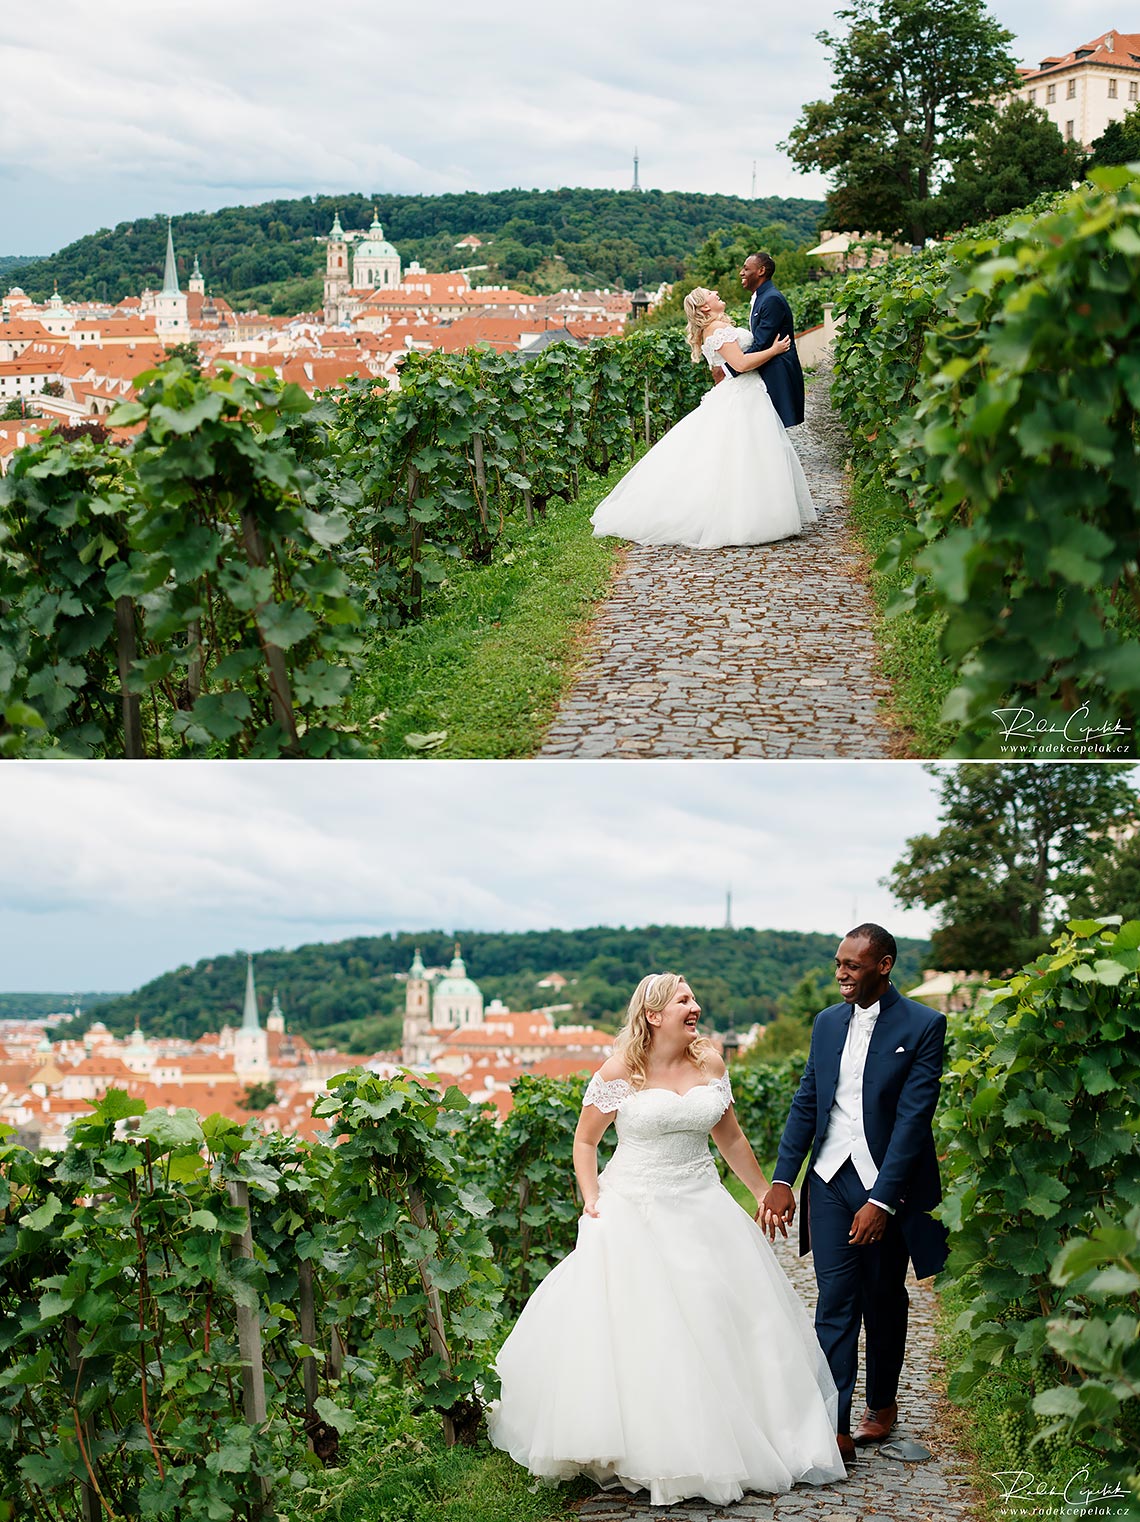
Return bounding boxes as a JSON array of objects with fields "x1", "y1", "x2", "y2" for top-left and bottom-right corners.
[
  {"x1": 433, "y1": 948, "x2": 481, "y2": 1003},
  {"x1": 354, "y1": 210, "x2": 398, "y2": 261}
]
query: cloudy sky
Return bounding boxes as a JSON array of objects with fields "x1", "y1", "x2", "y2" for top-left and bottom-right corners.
[
  {"x1": 1, "y1": 761, "x2": 954, "y2": 992},
  {"x1": 1, "y1": 0, "x2": 1113, "y2": 255}
]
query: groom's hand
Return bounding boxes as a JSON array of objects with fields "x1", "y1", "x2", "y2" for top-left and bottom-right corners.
[
  {"x1": 849, "y1": 1202, "x2": 889, "y2": 1246},
  {"x1": 760, "y1": 1182, "x2": 796, "y2": 1233}
]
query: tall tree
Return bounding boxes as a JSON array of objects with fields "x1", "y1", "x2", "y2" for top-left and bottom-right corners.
[
  {"x1": 887, "y1": 764, "x2": 1139, "y2": 973},
  {"x1": 782, "y1": 0, "x2": 1021, "y2": 245},
  {"x1": 933, "y1": 98, "x2": 1084, "y2": 233}
]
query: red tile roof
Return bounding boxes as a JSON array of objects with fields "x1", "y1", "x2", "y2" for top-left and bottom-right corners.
[{"x1": 1021, "y1": 28, "x2": 1140, "y2": 78}]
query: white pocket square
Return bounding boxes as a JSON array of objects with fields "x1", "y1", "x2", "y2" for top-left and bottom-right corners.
[{"x1": 895, "y1": 1045, "x2": 906, "y2": 1053}]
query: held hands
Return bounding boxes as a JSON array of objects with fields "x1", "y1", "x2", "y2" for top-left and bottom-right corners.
[
  {"x1": 849, "y1": 1201, "x2": 888, "y2": 1246},
  {"x1": 756, "y1": 1181, "x2": 796, "y2": 1242}
]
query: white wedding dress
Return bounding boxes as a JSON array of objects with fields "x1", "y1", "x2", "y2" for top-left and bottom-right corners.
[
  {"x1": 589, "y1": 326, "x2": 817, "y2": 549},
  {"x1": 487, "y1": 1073, "x2": 845, "y2": 1507}
]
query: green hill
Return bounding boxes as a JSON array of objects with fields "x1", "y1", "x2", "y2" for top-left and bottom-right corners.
[
  {"x1": 0, "y1": 991, "x2": 122, "y2": 1021},
  {"x1": 6, "y1": 188, "x2": 825, "y2": 312},
  {"x1": 81, "y1": 924, "x2": 929, "y2": 1054}
]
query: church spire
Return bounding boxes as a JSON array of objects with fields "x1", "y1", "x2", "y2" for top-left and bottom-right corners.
[
  {"x1": 242, "y1": 953, "x2": 260, "y2": 1031},
  {"x1": 162, "y1": 217, "x2": 180, "y2": 295}
]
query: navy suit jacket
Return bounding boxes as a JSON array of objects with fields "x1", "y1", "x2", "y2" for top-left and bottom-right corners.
[
  {"x1": 741, "y1": 280, "x2": 805, "y2": 428},
  {"x1": 773, "y1": 983, "x2": 949, "y2": 1280}
]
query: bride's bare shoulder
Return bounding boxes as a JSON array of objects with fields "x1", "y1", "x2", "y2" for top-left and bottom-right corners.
[
  {"x1": 596, "y1": 1055, "x2": 633, "y2": 1083},
  {"x1": 701, "y1": 1049, "x2": 728, "y2": 1078}
]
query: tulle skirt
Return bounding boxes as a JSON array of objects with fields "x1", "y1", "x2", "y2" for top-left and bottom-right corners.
[
  {"x1": 487, "y1": 1167, "x2": 844, "y2": 1507},
  {"x1": 590, "y1": 370, "x2": 817, "y2": 550}
]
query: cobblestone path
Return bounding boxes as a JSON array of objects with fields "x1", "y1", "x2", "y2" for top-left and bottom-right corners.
[
  {"x1": 574, "y1": 1229, "x2": 981, "y2": 1522},
  {"x1": 539, "y1": 360, "x2": 899, "y2": 759}
]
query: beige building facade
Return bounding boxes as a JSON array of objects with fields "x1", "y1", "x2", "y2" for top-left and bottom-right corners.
[{"x1": 1012, "y1": 28, "x2": 1140, "y2": 146}]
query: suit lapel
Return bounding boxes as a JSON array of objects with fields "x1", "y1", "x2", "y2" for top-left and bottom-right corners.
[
  {"x1": 864, "y1": 985, "x2": 905, "y2": 1067},
  {"x1": 820, "y1": 1004, "x2": 854, "y2": 1116}
]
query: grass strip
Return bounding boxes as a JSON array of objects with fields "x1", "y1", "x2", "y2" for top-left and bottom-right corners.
[
  {"x1": 351, "y1": 463, "x2": 629, "y2": 758},
  {"x1": 846, "y1": 467, "x2": 956, "y2": 756},
  {"x1": 283, "y1": 1386, "x2": 593, "y2": 1522}
]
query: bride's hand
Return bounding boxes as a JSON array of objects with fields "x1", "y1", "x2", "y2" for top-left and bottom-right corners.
[
  {"x1": 754, "y1": 1203, "x2": 788, "y2": 1241},
  {"x1": 582, "y1": 1198, "x2": 601, "y2": 1219},
  {"x1": 772, "y1": 334, "x2": 792, "y2": 354}
]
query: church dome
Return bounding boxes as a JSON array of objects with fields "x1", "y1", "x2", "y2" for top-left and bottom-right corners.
[
  {"x1": 355, "y1": 211, "x2": 398, "y2": 262},
  {"x1": 434, "y1": 950, "x2": 480, "y2": 1002}
]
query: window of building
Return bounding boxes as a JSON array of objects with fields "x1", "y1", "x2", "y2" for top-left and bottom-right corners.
[
  {"x1": 1065, "y1": 120, "x2": 1075, "y2": 139},
  {"x1": 1067, "y1": 78, "x2": 1076, "y2": 98},
  {"x1": 1130, "y1": 80, "x2": 1139, "y2": 100},
  {"x1": 1046, "y1": 83, "x2": 1057, "y2": 102},
  {"x1": 1028, "y1": 88, "x2": 1037, "y2": 103},
  {"x1": 1108, "y1": 78, "x2": 1118, "y2": 98}
]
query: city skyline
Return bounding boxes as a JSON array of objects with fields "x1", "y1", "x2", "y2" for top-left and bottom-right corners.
[
  {"x1": 1, "y1": 0, "x2": 1115, "y2": 255},
  {"x1": 2, "y1": 761, "x2": 954, "y2": 991}
]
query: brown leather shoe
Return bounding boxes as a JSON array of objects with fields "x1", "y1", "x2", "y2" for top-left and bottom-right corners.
[
  {"x1": 853, "y1": 1403, "x2": 898, "y2": 1444},
  {"x1": 836, "y1": 1431, "x2": 856, "y2": 1464}
]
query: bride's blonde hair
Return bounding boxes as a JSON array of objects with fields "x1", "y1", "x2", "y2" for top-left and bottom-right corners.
[
  {"x1": 683, "y1": 287, "x2": 726, "y2": 362},
  {"x1": 612, "y1": 972, "x2": 715, "y2": 1087}
]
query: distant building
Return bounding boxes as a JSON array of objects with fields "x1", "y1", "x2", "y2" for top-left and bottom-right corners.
[
  {"x1": 323, "y1": 212, "x2": 352, "y2": 325},
  {"x1": 1011, "y1": 28, "x2": 1140, "y2": 146},
  {"x1": 906, "y1": 968, "x2": 987, "y2": 1015},
  {"x1": 139, "y1": 219, "x2": 190, "y2": 338},
  {"x1": 0, "y1": 952, "x2": 373, "y2": 1150},
  {"x1": 398, "y1": 948, "x2": 611, "y2": 1114},
  {"x1": 352, "y1": 210, "x2": 401, "y2": 292}
]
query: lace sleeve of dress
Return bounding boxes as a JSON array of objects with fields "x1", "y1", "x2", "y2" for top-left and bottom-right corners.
[
  {"x1": 700, "y1": 326, "x2": 737, "y2": 365},
  {"x1": 712, "y1": 1071, "x2": 734, "y2": 1114},
  {"x1": 583, "y1": 1073, "x2": 633, "y2": 1113}
]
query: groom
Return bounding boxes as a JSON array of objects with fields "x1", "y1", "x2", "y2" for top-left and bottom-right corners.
[
  {"x1": 761, "y1": 924, "x2": 949, "y2": 1465},
  {"x1": 728, "y1": 251, "x2": 805, "y2": 427}
]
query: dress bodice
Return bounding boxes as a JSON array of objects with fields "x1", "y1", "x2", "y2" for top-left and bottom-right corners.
[
  {"x1": 583, "y1": 1072, "x2": 733, "y2": 1197},
  {"x1": 700, "y1": 325, "x2": 752, "y2": 370}
]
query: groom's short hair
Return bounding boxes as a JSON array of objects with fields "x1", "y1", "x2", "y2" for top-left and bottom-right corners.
[
  {"x1": 847, "y1": 922, "x2": 897, "y2": 966},
  {"x1": 750, "y1": 251, "x2": 776, "y2": 279}
]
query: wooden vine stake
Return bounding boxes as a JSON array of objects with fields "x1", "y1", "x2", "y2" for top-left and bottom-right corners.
[
  {"x1": 238, "y1": 509, "x2": 301, "y2": 755},
  {"x1": 471, "y1": 432, "x2": 490, "y2": 531},
  {"x1": 226, "y1": 1180, "x2": 271, "y2": 1510},
  {"x1": 406, "y1": 1181, "x2": 456, "y2": 1447},
  {"x1": 297, "y1": 1258, "x2": 319, "y2": 1418},
  {"x1": 643, "y1": 377, "x2": 652, "y2": 448},
  {"x1": 65, "y1": 1317, "x2": 102, "y2": 1522},
  {"x1": 113, "y1": 596, "x2": 144, "y2": 759},
  {"x1": 519, "y1": 443, "x2": 534, "y2": 527},
  {"x1": 406, "y1": 462, "x2": 422, "y2": 619}
]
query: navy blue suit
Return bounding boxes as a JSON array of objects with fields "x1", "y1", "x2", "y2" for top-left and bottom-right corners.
[
  {"x1": 773, "y1": 984, "x2": 949, "y2": 1433},
  {"x1": 743, "y1": 280, "x2": 805, "y2": 428}
]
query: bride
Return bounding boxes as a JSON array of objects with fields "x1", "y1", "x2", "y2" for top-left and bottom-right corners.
[
  {"x1": 487, "y1": 973, "x2": 846, "y2": 1507},
  {"x1": 589, "y1": 289, "x2": 818, "y2": 550}
]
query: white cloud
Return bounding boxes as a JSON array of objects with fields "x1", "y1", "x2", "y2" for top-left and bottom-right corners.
[
  {"x1": 0, "y1": 761, "x2": 941, "y2": 987},
  {"x1": 2, "y1": 0, "x2": 1107, "y2": 253}
]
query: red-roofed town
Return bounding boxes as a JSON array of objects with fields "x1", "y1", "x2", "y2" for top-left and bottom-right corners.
[
  {"x1": 0, "y1": 948, "x2": 617, "y2": 1151},
  {"x1": 1, "y1": 214, "x2": 655, "y2": 474}
]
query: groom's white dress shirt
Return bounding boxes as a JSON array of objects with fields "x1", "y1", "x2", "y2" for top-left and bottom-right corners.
[{"x1": 775, "y1": 1000, "x2": 894, "y2": 1214}]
